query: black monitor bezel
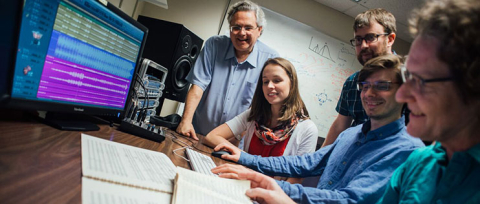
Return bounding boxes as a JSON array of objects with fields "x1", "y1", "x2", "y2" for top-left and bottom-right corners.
[{"x1": 3, "y1": 0, "x2": 148, "y2": 118}]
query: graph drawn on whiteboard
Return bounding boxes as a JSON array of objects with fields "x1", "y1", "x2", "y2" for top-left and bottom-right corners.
[
  {"x1": 220, "y1": 7, "x2": 362, "y2": 138},
  {"x1": 308, "y1": 37, "x2": 335, "y2": 63}
]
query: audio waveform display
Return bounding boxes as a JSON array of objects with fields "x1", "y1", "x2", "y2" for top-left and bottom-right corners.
[
  {"x1": 54, "y1": 2, "x2": 140, "y2": 62},
  {"x1": 50, "y1": 68, "x2": 128, "y2": 90},
  {"x1": 46, "y1": 55, "x2": 130, "y2": 83},
  {"x1": 47, "y1": 30, "x2": 135, "y2": 79},
  {"x1": 48, "y1": 76, "x2": 126, "y2": 95},
  {"x1": 36, "y1": 55, "x2": 131, "y2": 108}
]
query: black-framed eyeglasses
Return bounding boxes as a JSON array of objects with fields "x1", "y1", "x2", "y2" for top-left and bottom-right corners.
[
  {"x1": 400, "y1": 65, "x2": 454, "y2": 90},
  {"x1": 230, "y1": 25, "x2": 258, "y2": 33},
  {"x1": 350, "y1": 33, "x2": 389, "y2": 46},
  {"x1": 357, "y1": 81, "x2": 400, "y2": 91}
]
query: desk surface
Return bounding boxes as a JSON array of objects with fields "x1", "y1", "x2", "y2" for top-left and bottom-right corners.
[{"x1": 0, "y1": 113, "x2": 227, "y2": 203}]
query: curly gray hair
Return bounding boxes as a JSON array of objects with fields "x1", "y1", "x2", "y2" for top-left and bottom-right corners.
[{"x1": 410, "y1": 0, "x2": 480, "y2": 103}]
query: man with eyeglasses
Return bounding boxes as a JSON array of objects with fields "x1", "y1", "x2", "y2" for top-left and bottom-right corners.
[
  {"x1": 177, "y1": 1, "x2": 278, "y2": 139},
  {"x1": 212, "y1": 54, "x2": 424, "y2": 203},
  {"x1": 378, "y1": 0, "x2": 480, "y2": 202},
  {"x1": 322, "y1": 8, "x2": 397, "y2": 148}
]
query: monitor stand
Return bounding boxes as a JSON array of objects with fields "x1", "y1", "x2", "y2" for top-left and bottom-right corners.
[{"x1": 41, "y1": 112, "x2": 100, "y2": 131}]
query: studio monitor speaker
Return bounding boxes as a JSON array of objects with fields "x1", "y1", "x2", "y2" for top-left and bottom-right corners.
[{"x1": 137, "y1": 15, "x2": 203, "y2": 104}]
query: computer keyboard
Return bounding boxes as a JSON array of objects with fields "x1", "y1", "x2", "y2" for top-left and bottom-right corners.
[{"x1": 185, "y1": 148, "x2": 217, "y2": 176}]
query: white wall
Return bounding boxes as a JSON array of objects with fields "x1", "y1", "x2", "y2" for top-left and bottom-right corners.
[
  {"x1": 132, "y1": 0, "x2": 412, "y2": 116},
  {"x1": 139, "y1": 0, "x2": 229, "y2": 43},
  {"x1": 107, "y1": 0, "x2": 145, "y2": 18},
  {"x1": 139, "y1": 0, "x2": 230, "y2": 116}
]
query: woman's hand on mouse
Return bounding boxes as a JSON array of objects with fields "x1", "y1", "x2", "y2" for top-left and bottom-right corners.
[{"x1": 214, "y1": 142, "x2": 241, "y2": 162}]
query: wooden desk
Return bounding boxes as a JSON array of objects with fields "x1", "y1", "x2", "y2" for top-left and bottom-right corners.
[{"x1": 0, "y1": 114, "x2": 227, "y2": 203}]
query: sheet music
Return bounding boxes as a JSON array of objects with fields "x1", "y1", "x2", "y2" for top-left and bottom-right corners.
[
  {"x1": 82, "y1": 177, "x2": 171, "y2": 204},
  {"x1": 172, "y1": 167, "x2": 251, "y2": 204},
  {"x1": 81, "y1": 133, "x2": 176, "y2": 193}
]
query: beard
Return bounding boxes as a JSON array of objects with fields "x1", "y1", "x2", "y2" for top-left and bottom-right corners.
[{"x1": 357, "y1": 41, "x2": 389, "y2": 65}]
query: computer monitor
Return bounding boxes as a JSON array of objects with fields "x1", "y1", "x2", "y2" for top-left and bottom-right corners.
[{"x1": 3, "y1": 0, "x2": 148, "y2": 130}]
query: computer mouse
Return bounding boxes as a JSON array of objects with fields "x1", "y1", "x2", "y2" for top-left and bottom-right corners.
[{"x1": 211, "y1": 150, "x2": 231, "y2": 159}]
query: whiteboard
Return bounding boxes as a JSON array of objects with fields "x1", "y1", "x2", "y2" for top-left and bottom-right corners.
[{"x1": 220, "y1": 8, "x2": 362, "y2": 138}]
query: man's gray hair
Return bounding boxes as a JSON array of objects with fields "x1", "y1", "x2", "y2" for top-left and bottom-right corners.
[{"x1": 227, "y1": 1, "x2": 266, "y2": 34}]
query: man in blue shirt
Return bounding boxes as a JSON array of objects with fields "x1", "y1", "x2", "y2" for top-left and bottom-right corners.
[
  {"x1": 212, "y1": 54, "x2": 424, "y2": 204},
  {"x1": 176, "y1": 1, "x2": 278, "y2": 139},
  {"x1": 322, "y1": 8, "x2": 397, "y2": 147}
]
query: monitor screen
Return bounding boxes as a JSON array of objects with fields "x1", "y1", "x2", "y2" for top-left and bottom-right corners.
[{"x1": 8, "y1": 0, "x2": 147, "y2": 117}]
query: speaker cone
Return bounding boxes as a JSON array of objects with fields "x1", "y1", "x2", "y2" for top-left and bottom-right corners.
[
  {"x1": 190, "y1": 45, "x2": 199, "y2": 59},
  {"x1": 172, "y1": 56, "x2": 191, "y2": 92}
]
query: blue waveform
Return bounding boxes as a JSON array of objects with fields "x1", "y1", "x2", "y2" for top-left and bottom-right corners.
[
  {"x1": 49, "y1": 76, "x2": 127, "y2": 96},
  {"x1": 48, "y1": 31, "x2": 135, "y2": 79},
  {"x1": 51, "y1": 67, "x2": 128, "y2": 90}
]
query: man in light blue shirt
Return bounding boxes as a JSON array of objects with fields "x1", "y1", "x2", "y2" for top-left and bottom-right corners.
[
  {"x1": 176, "y1": 1, "x2": 278, "y2": 139},
  {"x1": 212, "y1": 54, "x2": 424, "y2": 204}
]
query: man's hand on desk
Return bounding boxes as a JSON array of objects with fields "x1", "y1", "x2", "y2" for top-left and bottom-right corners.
[
  {"x1": 176, "y1": 120, "x2": 198, "y2": 140},
  {"x1": 244, "y1": 171, "x2": 295, "y2": 204},
  {"x1": 213, "y1": 142, "x2": 241, "y2": 162},
  {"x1": 211, "y1": 163, "x2": 254, "y2": 179},
  {"x1": 212, "y1": 164, "x2": 294, "y2": 204}
]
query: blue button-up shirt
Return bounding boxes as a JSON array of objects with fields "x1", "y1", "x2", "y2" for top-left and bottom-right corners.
[
  {"x1": 186, "y1": 35, "x2": 278, "y2": 135},
  {"x1": 238, "y1": 117, "x2": 424, "y2": 204},
  {"x1": 378, "y1": 142, "x2": 480, "y2": 204}
]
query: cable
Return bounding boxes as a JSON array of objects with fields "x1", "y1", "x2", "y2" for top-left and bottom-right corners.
[
  {"x1": 134, "y1": 74, "x2": 150, "y2": 123},
  {"x1": 168, "y1": 131, "x2": 211, "y2": 154},
  {"x1": 135, "y1": 75, "x2": 148, "y2": 110},
  {"x1": 132, "y1": 74, "x2": 148, "y2": 122},
  {"x1": 191, "y1": 143, "x2": 211, "y2": 154},
  {"x1": 125, "y1": 87, "x2": 138, "y2": 119}
]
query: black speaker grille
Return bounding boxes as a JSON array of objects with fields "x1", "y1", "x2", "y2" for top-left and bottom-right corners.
[{"x1": 137, "y1": 15, "x2": 203, "y2": 103}]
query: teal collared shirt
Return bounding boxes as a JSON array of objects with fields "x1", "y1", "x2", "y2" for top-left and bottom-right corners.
[{"x1": 378, "y1": 142, "x2": 480, "y2": 203}]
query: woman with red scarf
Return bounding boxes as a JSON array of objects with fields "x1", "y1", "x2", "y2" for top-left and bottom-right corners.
[{"x1": 204, "y1": 57, "x2": 318, "y2": 184}]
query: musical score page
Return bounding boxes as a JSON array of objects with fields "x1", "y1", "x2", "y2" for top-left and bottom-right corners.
[{"x1": 81, "y1": 133, "x2": 176, "y2": 193}]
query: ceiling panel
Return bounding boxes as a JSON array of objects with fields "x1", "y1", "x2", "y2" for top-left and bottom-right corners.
[
  {"x1": 343, "y1": 4, "x2": 368, "y2": 20},
  {"x1": 313, "y1": 0, "x2": 424, "y2": 43},
  {"x1": 361, "y1": 0, "x2": 423, "y2": 26},
  {"x1": 313, "y1": 0, "x2": 359, "y2": 12}
]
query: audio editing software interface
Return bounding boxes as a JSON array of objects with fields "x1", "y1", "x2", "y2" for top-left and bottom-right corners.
[{"x1": 11, "y1": 0, "x2": 144, "y2": 110}]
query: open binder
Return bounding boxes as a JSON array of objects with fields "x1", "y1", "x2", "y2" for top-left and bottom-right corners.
[{"x1": 81, "y1": 134, "x2": 251, "y2": 204}]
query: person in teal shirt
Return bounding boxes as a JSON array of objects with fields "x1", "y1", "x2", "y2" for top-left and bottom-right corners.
[{"x1": 378, "y1": 0, "x2": 480, "y2": 203}]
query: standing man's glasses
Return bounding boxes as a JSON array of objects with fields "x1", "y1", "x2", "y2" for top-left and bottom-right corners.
[
  {"x1": 350, "y1": 33, "x2": 389, "y2": 46},
  {"x1": 400, "y1": 65, "x2": 454, "y2": 91},
  {"x1": 230, "y1": 26, "x2": 258, "y2": 34}
]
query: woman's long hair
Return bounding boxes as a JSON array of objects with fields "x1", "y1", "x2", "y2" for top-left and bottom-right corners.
[{"x1": 248, "y1": 57, "x2": 309, "y2": 125}]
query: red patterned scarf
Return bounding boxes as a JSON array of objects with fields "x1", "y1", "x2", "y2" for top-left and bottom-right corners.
[{"x1": 254, "y1": 115, "x2": 299, "y2": 145}]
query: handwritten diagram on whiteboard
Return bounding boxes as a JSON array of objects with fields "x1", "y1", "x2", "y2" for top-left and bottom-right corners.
[{"x1": 220, "y1": 8, "x2": 362, "y2": 138}]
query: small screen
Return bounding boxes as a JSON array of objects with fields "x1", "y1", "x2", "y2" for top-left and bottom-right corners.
[{"x1": 11, "y1": 0, "x2": 144, "y2": 110}]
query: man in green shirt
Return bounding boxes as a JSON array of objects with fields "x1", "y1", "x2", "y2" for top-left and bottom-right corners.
[{"x1": 378, "y1": 0, "x2": 480, "y2": 203}]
